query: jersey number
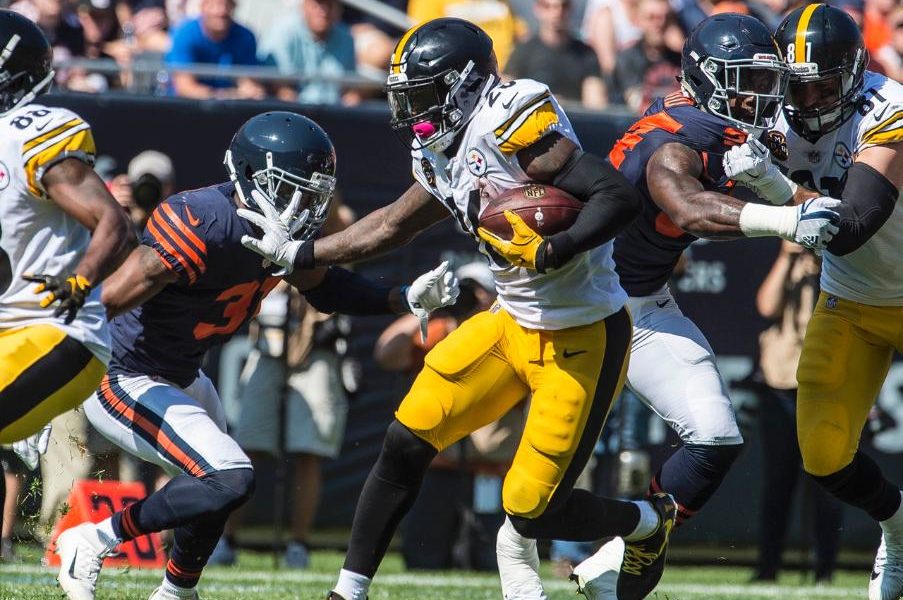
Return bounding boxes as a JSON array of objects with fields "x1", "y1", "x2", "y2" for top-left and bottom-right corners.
[
  {"x1": 10, "y1": 108, "x2": 51, "y2": 130},
  {"x1": 0, "y1": 221, "x2": 10, "y2": 294},
  {"x1": 193, "y1": 278, "x2": 280, "y2": 340}
]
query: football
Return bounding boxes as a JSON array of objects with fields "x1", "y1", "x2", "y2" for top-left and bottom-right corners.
[{"x1": 478, "y1": 184, "x2": 582, "y2": 240}]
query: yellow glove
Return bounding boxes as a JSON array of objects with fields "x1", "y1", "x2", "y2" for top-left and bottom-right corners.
[{"x1": 477, "y1": 210, "x2": 548, "y2": 272}]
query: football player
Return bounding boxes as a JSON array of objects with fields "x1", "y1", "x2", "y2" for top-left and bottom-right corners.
[
  {"x1": 0, "y1": 10, "x2": 134, "y2": 537},
  {"x1": 567, "y1": 14, "x2": 843, "y2": 600},
  {"x1": 241, "y1": 17, "x2": 675, "y2": 600},
  {"x1": 54, "y1": 111, "x2": 459, "y2": 600},
  {"x1": 722, "y1": 6, "x2": 903, "y2": 599}
]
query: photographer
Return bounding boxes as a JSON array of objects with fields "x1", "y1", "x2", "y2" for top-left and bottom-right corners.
[{"x1": 109, "y1": 150, "x2": 175, "y2": 230}]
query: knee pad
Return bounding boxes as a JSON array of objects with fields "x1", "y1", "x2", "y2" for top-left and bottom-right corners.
[
  {"x1": 201, "y1": 467, "x2": 256, "y2": 514},
  {"x1": 374, "y1": 420, "x2": 437, "y2": 488}
]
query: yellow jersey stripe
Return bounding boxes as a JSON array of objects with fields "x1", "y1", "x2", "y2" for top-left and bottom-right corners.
[
  {"x1": 25, "y1": 129, "x2": 96, "y2": 196},
  {"x1": 390, "y1": 23, "x2": 424, "y2": 75},
  {"x1": 862, "y1": 109, "x2": 903, "y2": 141},
  {"x1": 497, "y1": 101, "x2": 559, "y2": 154},
  {"x1": 21, "y1": 119, "x2": 84, "y2": 155},
  {"x1": 795, "y1": 4, "x2": 821, "y2": 63},
  {"x1": 493, "y1": 91, "x2": 552, "y2": 139}
]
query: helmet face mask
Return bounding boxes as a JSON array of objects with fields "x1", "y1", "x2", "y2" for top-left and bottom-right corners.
[
  {"x1": 386, "y1": 18, "x2": 498, "y2": 153},
  {"x1": 776, "y1": 4, "x2": 868, "y2": 141},
  {"x1": 693, "y1": 53, "x2": 788, "y2": 133},
  {"x1": 225, "y1": 112, "x2": 337, "y2": 242}
]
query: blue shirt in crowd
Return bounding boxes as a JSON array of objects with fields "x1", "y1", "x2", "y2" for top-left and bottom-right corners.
[
  {"x1": 258, "y1": 15, "x2": 355, "y2": 105},
  {"x1": 167, "y1": 18, "x2": 259, "y2": 90}
]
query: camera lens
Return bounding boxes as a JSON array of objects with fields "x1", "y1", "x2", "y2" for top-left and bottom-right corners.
[{"x1": 132, "y1": 173, "x2": 163, "y2": 212}]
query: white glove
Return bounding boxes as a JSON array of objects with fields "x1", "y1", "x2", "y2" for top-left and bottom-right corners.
[
  {"x1": 12, "y1": 423, "x2": 51, "y2": 471},
  {"x1": 237, "y1": 190, "x2": 308, "y2": 275},
  {"x1": 723, "y1": 138, "x2": 797, "y2": 205},
  {"x1": 406, "y1": 261, "x2": 460, "y2": 341},
  {"x1": 794, "y1": 197, "x2": 842, "y2": 252},
  {"x1": 739, "y1": 196, "x2": 840, "y2": 253}
]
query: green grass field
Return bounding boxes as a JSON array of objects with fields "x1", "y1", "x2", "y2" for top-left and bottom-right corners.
[{"x1": 0, "y1": 546, "x2": 867, "y2": 600}]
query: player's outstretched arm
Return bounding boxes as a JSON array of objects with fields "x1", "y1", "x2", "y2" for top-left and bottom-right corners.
[
  {"x1": 825, "y1": 141, "x2": 902, "y2": 256},
  {"x1": 101, "y1": 246, "x2": 179, "y2": 318},
  {"x1": 514, "y1": 132, "x2": 642, "y2": 269},
  {"x1": 647, "y1": 142, "x2": 840, "y2": 249},
  {"x1": 303, "y1": 183, "x2": 451, "y2": 269}
]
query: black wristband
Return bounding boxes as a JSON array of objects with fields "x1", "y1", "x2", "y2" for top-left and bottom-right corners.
[
  {"x1": 293, "y1": 241, "x2": 315, "y2": 270},
  {"x1": 545, "y1": 232, "x2": 577, "y2": 270}
]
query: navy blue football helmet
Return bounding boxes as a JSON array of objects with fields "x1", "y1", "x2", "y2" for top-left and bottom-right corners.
[
  {"x1": 680, "y1": 14, "x2": 788, "y2": 133},
  {"x1": 225, "y1": 111, "x2": 336, "y2": 241}
]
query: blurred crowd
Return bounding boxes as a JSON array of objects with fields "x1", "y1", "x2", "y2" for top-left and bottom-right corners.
[{"x1": 1, "y1": 0, "x2": 899, "y2": 110}]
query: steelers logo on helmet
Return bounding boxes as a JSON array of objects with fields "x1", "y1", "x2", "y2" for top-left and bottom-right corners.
[
  {"x1": 680, "y1": 14, "x2": 789, "y2": 134},
  {"x1": 776, "y1": 4, "x2": 868, "y2": 141},
  {"x1": 386, "y1": 18, "x2": 499, "y2": 152}
]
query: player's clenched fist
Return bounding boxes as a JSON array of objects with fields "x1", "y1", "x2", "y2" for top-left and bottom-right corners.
[{"x1": 23, "y1": 273, "x2": 92, "y2": 324}]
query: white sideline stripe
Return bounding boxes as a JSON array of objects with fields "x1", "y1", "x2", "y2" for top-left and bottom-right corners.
[{"x1": 0, "y1": 563, "x2": 861, "y2": 597}]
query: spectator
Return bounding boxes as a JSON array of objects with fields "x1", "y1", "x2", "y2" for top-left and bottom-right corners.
[
  {"x1": 76, "y1": 0, "x2": 120, "y2": 59},
  {"x1": 258, "y1": 0, "x2": 359, "y2": 105},
  {"x1": 166, "y1": 0, "x2": 264, "y2": 99},
  {"x1": 0, "y1": 451, "x2": 26, "y2": 561},
  {"x1": 505, "y1": 0, "x2": 606, "y2": 108},
  {"x1": 11, "y1": 0, "x2": 85, "y2": 59},
  {"x1": 406, "y1": 0, "x2": 527, "y2": 70},
  {"x1": 582, "y1": 0, "x2": 641, "y2": 74},
  {"x1": 165, "y1": 0, "x2": 201, "y2": 26},
  {"x1": 609, "y1": 0, "x2": 682, "y2": 113},
  {"x1": 864, "y1": 0, "x2": 895, "y2": 60},
  {"x1": 340, "y1": 0, "x2": 407, "y2": 73},
  {"x1": 752, "y1": 241, "x2": 843, "y2": 583},
  {"x1": 109, "y1": 150, "x2": 175, "y2": 231}
]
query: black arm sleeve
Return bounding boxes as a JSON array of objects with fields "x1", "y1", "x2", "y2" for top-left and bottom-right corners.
[
  {"x1": 827, "y1": 162, "x2": 898, "y2": 256},
  {"x1": 541, "y1": 150, "x2": 642, "y2": 270},
  {"x1": 303, "y1": 267, "x2": 397, "y2": 316}
]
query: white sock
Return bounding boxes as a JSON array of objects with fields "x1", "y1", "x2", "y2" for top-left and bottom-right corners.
[
  {"x1": 880, "y1": 491, "x2": 903, "y2": 536},
  {"x1": 624, "y1": 500, "x2": 660, "y2": 541},
  {"x1": 160, "y1": 577, "x2": 196, "y2": 599},
  {"x1": 95, "y1": 517, "x2": 119, "y2": 544},
  {"x1": 496, "y1": 517, "x2": 548, "y2": 600},
  {"x1": 333, "y1": 568, "x2": 371, "y2": 600}
]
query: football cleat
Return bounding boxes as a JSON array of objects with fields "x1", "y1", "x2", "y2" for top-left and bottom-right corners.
[
  {"x1": 148, "y1": 585, "x2": 200, "y2": 600},
  {"x1": 56, "y1": 523, "x2": 120, "y2": 600},
  {"x1": 617, "y1": 492, "x2": 678, "y2": 600},
  {"x1": 869, "y1": 532, "x2": 903, "y2": 600},
  {"x1": 284, "y1": 540, "x2": 310, "y2": 569},
  {"x1": 570, "y1": 537, "x2": 623, "y2": 599}
]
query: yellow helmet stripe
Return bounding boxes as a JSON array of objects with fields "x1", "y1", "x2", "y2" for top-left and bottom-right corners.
[
  {"x1": 391, "y1": 23, "x2": 424, "y2": 74},
  {"x1": 794, "y1": 3, "x2": 821, "y2": 63}
]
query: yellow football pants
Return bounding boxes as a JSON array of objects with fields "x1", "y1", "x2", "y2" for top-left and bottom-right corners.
[
  {"x1": 797, "y1": 292, "x2": 903, "y2": 477},
  {"x1": 396, "y1": 305, "x2": 631, "y2": 519},
  {"x1": 0, "y1": 324, "x2": 106, "y2": 443}
]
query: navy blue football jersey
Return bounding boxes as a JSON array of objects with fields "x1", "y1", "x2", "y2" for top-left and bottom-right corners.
[
  {"x1": 610, "y1": 93, "x2": 748, "y2": 296},
  {"x1": 109, "y1": 183, "x2": 280, "y2": 386}
]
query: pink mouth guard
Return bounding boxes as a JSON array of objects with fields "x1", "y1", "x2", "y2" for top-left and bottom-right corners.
[{"x1": 412, "y1": 120, "x2": 437, "y2": 138}]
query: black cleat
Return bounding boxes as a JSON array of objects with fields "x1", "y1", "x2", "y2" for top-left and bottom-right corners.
[{"x1": 617, "y1": 492, "x2": 677, "y2": 600}]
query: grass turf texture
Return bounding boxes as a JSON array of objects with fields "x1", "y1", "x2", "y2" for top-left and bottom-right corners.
[{"x1": 0, "y1": 547, "x2": 866, "y2": 599}]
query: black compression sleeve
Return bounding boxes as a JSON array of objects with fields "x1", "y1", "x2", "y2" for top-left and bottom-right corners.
[
  {"x1": 827, "y1": 162, "x2": 898, "y2": 256},
  {"x1": 544, "y1": 150, "x2": 642, "y2": 270},
  {"x1": 303, "y1": 267, "x2": 396, "y2": 315}
]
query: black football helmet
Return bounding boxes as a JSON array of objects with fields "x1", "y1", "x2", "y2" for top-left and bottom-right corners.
[
  {"x1": 386, "y1": 18, "x2": 498, "y2": 152},
  {"x1": 775, "y1": 4, "x2": 867, "y2": 141},
  {"x1": 680, "y1": 14, "x2": 788, "y2": 134},
  {"x1": 0, "y1": 10, "x2": 54, "y2": 116},
  {"x1": 224, "y1": 112, "x2": 336, "y2": 241}
]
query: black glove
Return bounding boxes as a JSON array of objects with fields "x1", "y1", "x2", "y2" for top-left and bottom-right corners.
[{"x1": 23, "y1": 273, "x2": 92, "y2": 324}]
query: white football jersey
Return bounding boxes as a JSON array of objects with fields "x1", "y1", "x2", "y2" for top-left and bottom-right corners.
[
  {"x1": 411, "y1": 79, "x2": 627, "y2": 330},
  {"x1": 0, "y1": 103, "x2": 110, "y2": 362},
  {"x1": 770, "y1": 71, "x2": 903, "y2": 306}
]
